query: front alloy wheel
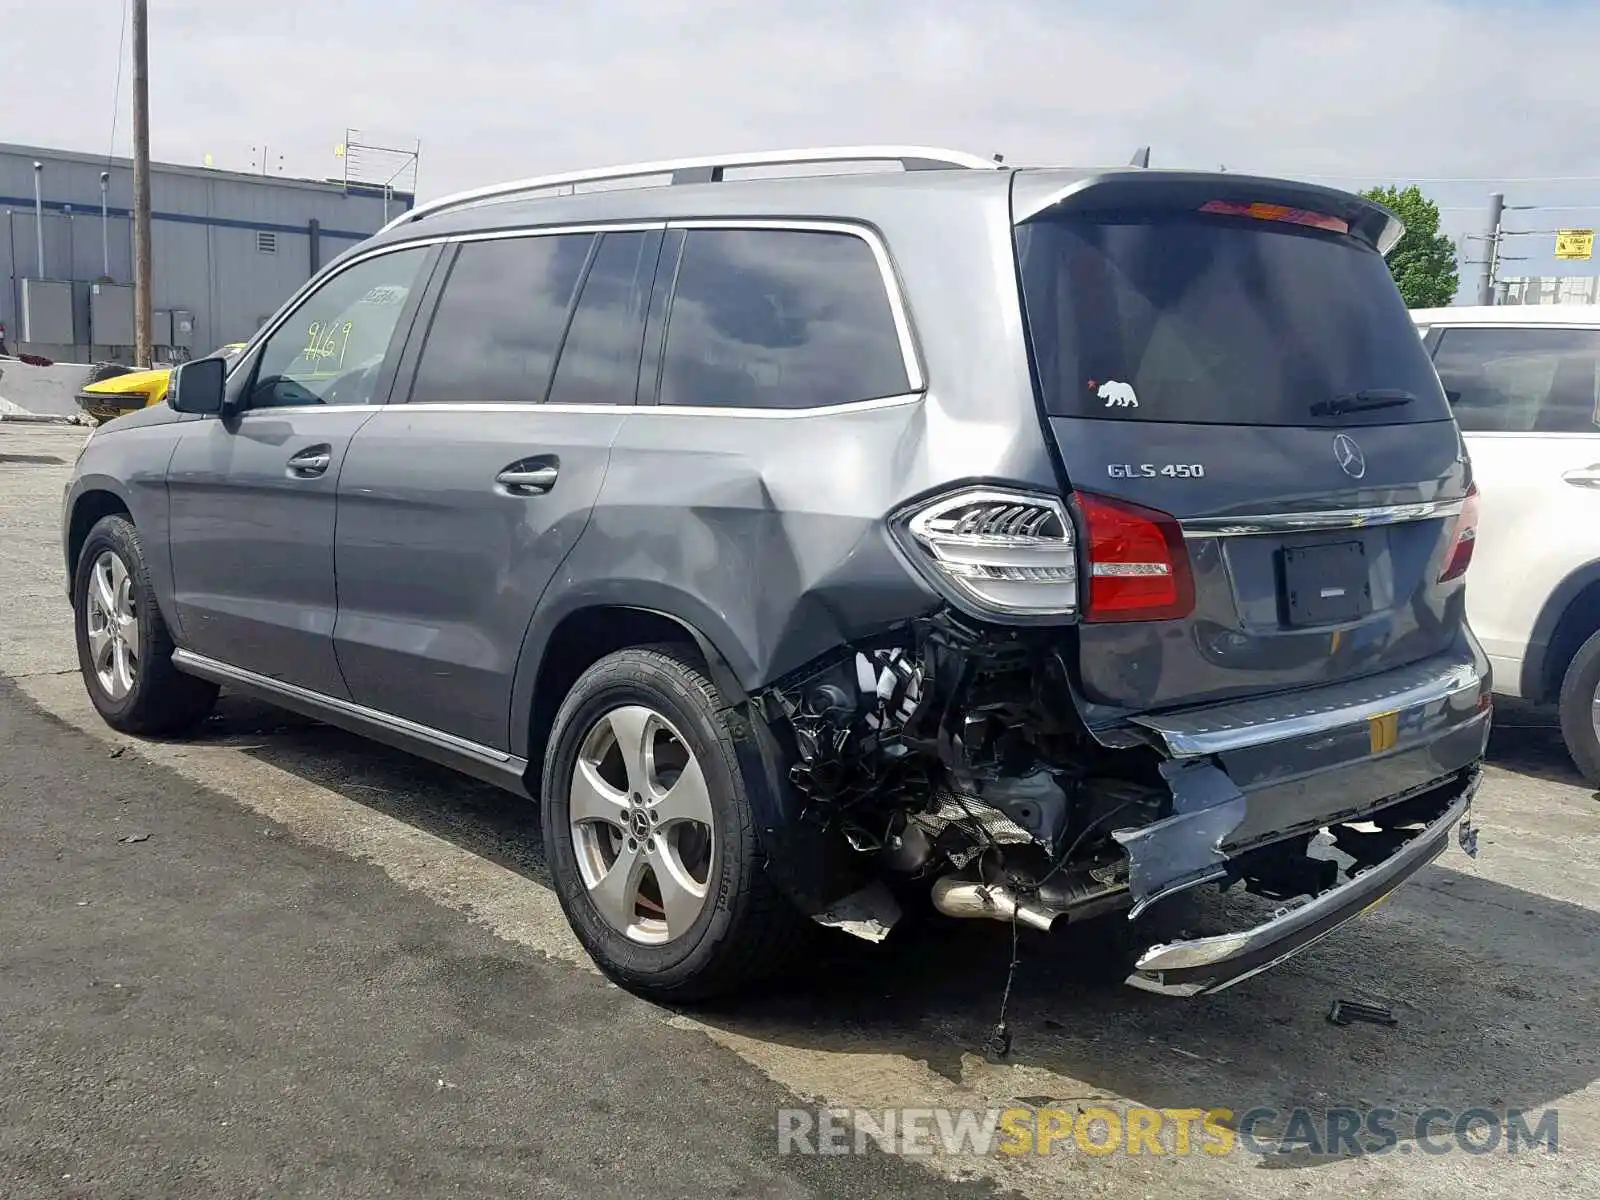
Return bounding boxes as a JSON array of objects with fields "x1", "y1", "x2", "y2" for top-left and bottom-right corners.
[
  {"x1": 84, "y1": 550, "x2": 140, "y2": 700},
  {"x1": 72, "y1": 513, "x2": 218, "y2": 735}
]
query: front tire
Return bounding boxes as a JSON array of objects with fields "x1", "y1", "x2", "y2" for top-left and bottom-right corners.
[
  {"x1": 1557, "y1": 629, "x2": 1600, "y2": 786},
  {"x1": 541, "y1": 645, "x2": 806, "y2": 1003},
  {"x1": 73, "y1": 515, "x2": 218, "y2": 735}
]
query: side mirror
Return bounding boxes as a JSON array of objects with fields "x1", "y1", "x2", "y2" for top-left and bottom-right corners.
[{"x1": 167, "y1": 356, "x2": 227, "y2": 414}]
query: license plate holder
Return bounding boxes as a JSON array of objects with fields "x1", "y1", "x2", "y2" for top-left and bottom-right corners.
[{"x1": 1279, "y1": 540, "x2": 1371, "y2": 626}]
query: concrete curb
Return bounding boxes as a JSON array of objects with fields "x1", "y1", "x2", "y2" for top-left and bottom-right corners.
[{"x1": 0, "y1": 412, "x2": 84, "y2": 425}]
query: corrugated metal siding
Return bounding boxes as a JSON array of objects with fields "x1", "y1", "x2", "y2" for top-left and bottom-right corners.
[{"x1": 0, "y1": 144, "x2": 409, "y2": 362}]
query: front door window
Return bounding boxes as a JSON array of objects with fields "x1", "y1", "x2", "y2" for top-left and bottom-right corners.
[{"x1": 248, "y1": 247, "x2": 431, "y2": 409}]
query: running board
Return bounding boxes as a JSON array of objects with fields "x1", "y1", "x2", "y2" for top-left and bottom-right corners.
[{"x1": 171, "y1": 650, "x2": 532, "y2": 796}]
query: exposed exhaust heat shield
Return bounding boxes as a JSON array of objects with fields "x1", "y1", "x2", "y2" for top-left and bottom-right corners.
[{"x1": 931, "y1": 877, "x2": 1058, "y2": 931}]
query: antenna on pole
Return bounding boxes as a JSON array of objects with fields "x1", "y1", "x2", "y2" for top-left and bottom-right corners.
[{"x1": 338, "y1": 129, "x2": 421, "y2": 205}]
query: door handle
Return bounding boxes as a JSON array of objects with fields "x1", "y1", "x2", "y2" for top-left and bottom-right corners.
[
  {"x1": 495, "y1": 463, "x2": 559, "y2": 495},
  {"x1": 287, "y1": 446, "x2": 332, "y2": 478},
  {"x1": 1562, "y1": 464, "x2": 1600, "y2": 489}
]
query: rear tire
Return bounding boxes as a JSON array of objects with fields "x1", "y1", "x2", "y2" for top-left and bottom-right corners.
[
  {"x1": 1557, "y1": 629, "x2": 1600, "y2": 786},
  {"x1": 541, "y1": 645, "x2": 808, "y2": 1003},
  {"x1": 72, "y1": 515, "x2": 218, "y2": 736}
]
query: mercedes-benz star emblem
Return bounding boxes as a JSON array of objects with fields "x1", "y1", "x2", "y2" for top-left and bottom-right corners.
[{"x1": 1333, "y1": 433, "x2": 1366, "y2": 480}]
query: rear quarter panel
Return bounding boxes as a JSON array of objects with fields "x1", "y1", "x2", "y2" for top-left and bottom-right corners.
[{"x1": 506, "y1": 182, "x2": 1064, "y2": 758}]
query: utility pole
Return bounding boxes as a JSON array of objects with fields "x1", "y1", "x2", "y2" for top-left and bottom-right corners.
[
  {"x1": 1476, "y1": 191, "x2": 1504, "y2": 307},
  {"x1": 131, "y1": 0, "x2": 153, "y2": 366}
]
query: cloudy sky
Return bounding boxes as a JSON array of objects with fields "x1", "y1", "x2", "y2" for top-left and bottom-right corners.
[{"x1": 3, "y1": 0, "x2": 1598, "y2": 290}]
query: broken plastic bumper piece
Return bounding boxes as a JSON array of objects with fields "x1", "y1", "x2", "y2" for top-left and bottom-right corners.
[{"x1": 1125, "y1": 766, "x2": 1479, "y2": 997}]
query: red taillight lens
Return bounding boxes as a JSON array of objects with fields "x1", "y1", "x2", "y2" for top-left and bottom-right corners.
[
  {"x1": 1439, "y1": 486, "x2": 1479, "y2": 583},
  {"x1": 1074, "y1": 492, "x2": 1195, "y2": 622}
]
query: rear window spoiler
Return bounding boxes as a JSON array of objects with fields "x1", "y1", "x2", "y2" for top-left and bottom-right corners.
[{"x1": 1011, "y1": 170, "x2": 1404, "y2": 255}]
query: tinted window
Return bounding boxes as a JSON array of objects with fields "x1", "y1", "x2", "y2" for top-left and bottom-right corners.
[
  {"x1": 658, "y1": 229, "x2": 910, "y2": 410},
  {"x1": 1015, "y1": 213, "x2": 1452, "y2": 426},
  {"x1": 410, "y1": 234, "x2": 592, "y2": 403},
  {"x1": 248, "y1": 247, "x2": 430, "y2": 409},
  {"x1": 547, "y1": 231, "x2": 660, "y2": 406},
  {"x1": 1433, "y1": 326, "x2": 1600, "y2": 433}
]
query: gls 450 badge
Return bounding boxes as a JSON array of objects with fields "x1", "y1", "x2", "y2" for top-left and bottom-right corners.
[{"x1": 1108, "y1": 463, "x2": 1207, "y2": 479}]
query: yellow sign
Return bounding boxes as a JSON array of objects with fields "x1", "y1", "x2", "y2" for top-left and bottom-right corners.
[{"x1": 1555, "y1": 229, "x2": 1594, "y2": 260}]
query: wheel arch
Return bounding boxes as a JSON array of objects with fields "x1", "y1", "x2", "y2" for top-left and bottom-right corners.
[
  {"x1": 514, "y1": 589, "x2": 866, "y2": 919},
  {"x1": 1523, "y1": 557, "x2": 1600, "y2": 702},
  {"x1": 511, "y1": 584, "x2": 759, "y2": 785},
  {"x1": 64, "y1": 483, "x2": 135, "y2": 597}
]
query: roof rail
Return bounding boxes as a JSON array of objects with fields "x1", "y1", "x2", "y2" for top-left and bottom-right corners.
[{"x1": 378, "y1": 145, "x2": 1003, "y2": 234}]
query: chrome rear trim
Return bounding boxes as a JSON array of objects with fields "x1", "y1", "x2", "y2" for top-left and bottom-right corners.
[
  {"x1": 1130, "y1": 653, "x2": 1486, "y2": 758},
  {"x1": 1181, "y1": 499, "x2": 1465, "y2": 538}
]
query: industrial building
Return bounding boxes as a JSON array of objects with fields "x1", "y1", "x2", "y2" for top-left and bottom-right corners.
[{"x1": 1, "y1": 142, "x2": 409, "y2": 364}]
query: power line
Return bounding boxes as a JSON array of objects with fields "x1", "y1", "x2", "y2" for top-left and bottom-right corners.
[
  {"x1": 1259, "y1": 170, "x2": 1600, "y2": 185},
  {"x1": 106, "y1": 0, "x2": 129, "y2": 162},
  {"x1": 1441, "y1": 204, "x2": 1600, "y2": 213}
]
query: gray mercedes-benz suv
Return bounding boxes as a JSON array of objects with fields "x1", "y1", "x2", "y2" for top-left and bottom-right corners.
[{"x1": 62, "y1": 146, "x2": 1489, "y2": 1002}]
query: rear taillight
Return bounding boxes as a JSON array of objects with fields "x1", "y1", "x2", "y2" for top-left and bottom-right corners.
[
  {"x1": 902, "y1": 489, "x2": 1079, "y2": 616},
  {"x1": 1439, "y1": 486, "x2": 1479, "y2": 583},
  {"x1": 1074, "y1": 492, "x2": 1195, "y2": 622}
]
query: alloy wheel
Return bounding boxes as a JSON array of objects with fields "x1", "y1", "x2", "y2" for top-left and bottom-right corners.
[
  {"x1": 85, "y1": 550, "x2": 139, "y2": 701},
  {"x1": 569, "y1": 704, "x2": 716, "y2": 945}
]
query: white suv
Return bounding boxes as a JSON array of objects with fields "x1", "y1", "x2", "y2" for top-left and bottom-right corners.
[{"x1": 1413, "y1": 304, "x2": 1600, "y2": 782}]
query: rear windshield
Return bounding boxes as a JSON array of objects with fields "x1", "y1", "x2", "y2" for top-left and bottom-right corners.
[{"x1": 1014, "y1": 211, "x2": 1452, "y2": 426}]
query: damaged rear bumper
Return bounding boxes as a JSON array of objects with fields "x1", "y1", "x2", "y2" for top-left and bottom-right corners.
[{"x1": 1125, "y1": 766, "x2": 1480, "y2": 997}]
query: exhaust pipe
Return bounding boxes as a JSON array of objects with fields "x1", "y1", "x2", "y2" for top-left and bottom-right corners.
[{"x1": 931, "y1": 876, "x2": 1058, "y2": 932}]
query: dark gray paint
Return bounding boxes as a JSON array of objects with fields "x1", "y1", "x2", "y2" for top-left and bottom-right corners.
[
  {"x1": 166, "y1": 407, "x2": 378, "y2": 697},
  {"x1": 333, "y1": 406, "x2": 624, "y2": 750},
  {"x1": 61, "y1": 160, "x2": 1489, "y2": 936},
  {"x1": 1051, "y1": 415, "x2": 1472, "y2": 712}
]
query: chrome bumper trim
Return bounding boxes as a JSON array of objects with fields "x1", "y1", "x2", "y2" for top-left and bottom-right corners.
[{"x1": 1130, "y1": 654, "x2": 1485, "y2": 758}]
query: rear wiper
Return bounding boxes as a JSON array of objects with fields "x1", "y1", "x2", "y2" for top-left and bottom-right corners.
[{"x1": 1310, "y1": 389, "x2": 1417, "y2": 418}]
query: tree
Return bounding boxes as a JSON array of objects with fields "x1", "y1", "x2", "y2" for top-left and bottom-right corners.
[{"x1": 1360, "y1": 185, "x2": 1460, "y2": 308}]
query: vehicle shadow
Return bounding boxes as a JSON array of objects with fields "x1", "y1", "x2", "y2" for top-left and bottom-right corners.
[
  {"x1": 1484, "y1": 698, "x2": 1594, "y2": 791},
  {"x1": 202, "y1": 690, "x2": 1596, "y2": 1167}
]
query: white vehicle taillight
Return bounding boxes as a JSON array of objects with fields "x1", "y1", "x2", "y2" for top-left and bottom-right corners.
[
  {"x1": 903, "y1": 489, "x2": 1078, "y2": 616},
  {"x1": 1438, "y1": 485, "x2": 1479, "y2": 583}
]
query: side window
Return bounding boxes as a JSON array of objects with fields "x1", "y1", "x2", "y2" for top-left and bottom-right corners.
[
  {"x1": 547, "y1": 230, "x2": 661, "y2": 406},
  {"x1": 657, "y1": 228, "x2": 911, "y2": 410},
  {"x1": 409, "y1": 233, "x2": 593, "y2": 404},
  {"x1": 1434, "y1": 327, "x2": 1600, "y2": 433},
  {"x1": 248, "y1": 246, "x2": 431, "y2": 409}
]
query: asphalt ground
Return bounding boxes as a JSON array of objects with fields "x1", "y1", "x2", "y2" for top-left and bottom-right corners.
[{"x1": 3, "y1": 423, "x2": 1597, "y2": 1199}]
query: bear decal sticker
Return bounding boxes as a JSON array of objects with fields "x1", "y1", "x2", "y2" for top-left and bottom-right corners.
[{"x1": 1097, "y1": 380, "x2": 1139, "y2": 409}]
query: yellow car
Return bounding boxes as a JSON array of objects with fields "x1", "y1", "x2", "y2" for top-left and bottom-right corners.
[{"x1": 75, "y1": 343, "x2": 248, "y2": 423}]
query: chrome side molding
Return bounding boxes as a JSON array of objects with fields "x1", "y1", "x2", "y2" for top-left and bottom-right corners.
[{"x1": 170, "y1": 649, "x2": 524, "y2": 771}]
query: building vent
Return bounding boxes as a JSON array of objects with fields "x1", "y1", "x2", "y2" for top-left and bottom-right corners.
[{"x1": 256, "y1": 231, "x2": 278, "y2": 254}]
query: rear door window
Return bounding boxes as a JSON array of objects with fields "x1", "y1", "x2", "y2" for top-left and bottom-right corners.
[
  {"x1": 657, "y1": 228, "x2": 910, "y2": 410},
  {"x1": 546, "y1": 230, "x2": 661, "y2": 406},
  {"x1": 1014, "y1": 212, "x2": 1452, "y2": 426},
  {"x1": 409, "y1": 233, "x2": 593, "y2": 404},
  {"x1": 1432, "y1": 326, "x2": 1600, "y2": 433}
]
